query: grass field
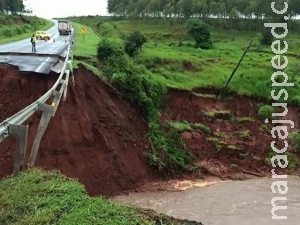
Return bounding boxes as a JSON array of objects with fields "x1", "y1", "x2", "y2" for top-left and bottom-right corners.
[
  {"x1": 69, "y1": 16, "x2": 300, "y2": 103},
  {"x1": 72, "y1": 22, "x2": 100, "y2": 57}
]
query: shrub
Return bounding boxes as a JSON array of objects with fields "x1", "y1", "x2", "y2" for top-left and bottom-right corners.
[
  {"x1": 97, "y1": 39, "x2": 124, "y2": 62},
  {"x1": 260, "y1": 28, "x2": 274, "y2": 45},
  {"x1": 185, "y1": 19, "x2": 212, "y2": 49},
  {"x1": 258, "y1": 105, "x2": 275, "y2": 120},
  {"x1": 124, "y1": 31, "x2": 147, "y2": 57},
  {"x1": 289, "y1": 131, "x2": 300, "y2": 152},
  {"x1": 98, "y1": 46, "x2": 192, "y2": 172},
  {"x1": 290, "y1": 96, "x2": 300, "y2": 106}
]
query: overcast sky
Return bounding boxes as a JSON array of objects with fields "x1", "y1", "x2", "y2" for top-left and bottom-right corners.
[{"x1": 25, "y1": 0, "x2": 108, "y2": 19}]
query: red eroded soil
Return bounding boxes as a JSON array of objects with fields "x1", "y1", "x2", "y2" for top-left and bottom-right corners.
[
  {"x1": 0, "y1": 65, "x2": 156, "y2": 196},
  {"x1": 0, "y1": 64, "x2": 56, "y2": 121},
  {"x1": 1, "y1": 64, "x2": 299, "y2": 197},
  {"x1": 161, "y1": 88, "x2": 300, "y2": 179}
]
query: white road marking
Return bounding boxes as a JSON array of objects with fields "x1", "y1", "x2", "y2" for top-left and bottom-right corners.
[{"x1": 35, "y1": 39, "x2": 67, "y2": 73}]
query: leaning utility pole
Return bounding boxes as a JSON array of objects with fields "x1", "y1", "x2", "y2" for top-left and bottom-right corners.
[{"x1": 218, "y1": 39, "x2": 253, "y2": 100}]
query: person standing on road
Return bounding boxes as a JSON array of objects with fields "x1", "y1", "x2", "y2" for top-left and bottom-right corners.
[{"x1": 31, "y1": 34, "x2": 36, "y2": 52}]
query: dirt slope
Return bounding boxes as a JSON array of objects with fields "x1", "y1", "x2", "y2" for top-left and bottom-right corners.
[
  {"x1": 0, "y1": 64, "x2": 56, "y2": 121},
  {"x1": 161, "y1": 88, "x2": 300, "y2": 179},
  {"x1": 0, "y1": 65, "x2": 156, "y2": 196}
]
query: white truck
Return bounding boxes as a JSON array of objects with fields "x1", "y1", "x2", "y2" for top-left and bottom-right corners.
[{"x1": 58, "y1": 20, "x2": 72, "y2": 35}]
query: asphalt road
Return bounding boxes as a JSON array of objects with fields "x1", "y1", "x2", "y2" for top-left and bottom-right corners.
[{"x1": 0, "y1": 20, "x2": 72, "y2": 74}]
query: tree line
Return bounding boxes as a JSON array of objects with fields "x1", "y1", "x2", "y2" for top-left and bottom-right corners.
[
  {"x1": 0, "y1": 0, "x2": 26, "y2": 15},
  {"x1": 107, "y1": 0, "x2": 300, "y2": 31}
]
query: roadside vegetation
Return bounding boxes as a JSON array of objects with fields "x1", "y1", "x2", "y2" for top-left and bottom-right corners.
[
  {"x1": 0, "y1": 15, "x2": 53, "y2": 44},
  {"x1": 0, "y1": 168, "x2": 201, "y2": 225}
]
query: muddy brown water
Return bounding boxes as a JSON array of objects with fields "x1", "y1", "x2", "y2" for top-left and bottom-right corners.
[{"x1": 111, "y1": 176, "x2": 300, "y2": 225}]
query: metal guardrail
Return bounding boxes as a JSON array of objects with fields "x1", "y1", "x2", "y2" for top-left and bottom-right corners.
[{"x1": 0, "y1": 41, "x2": 74, "y2": 173}]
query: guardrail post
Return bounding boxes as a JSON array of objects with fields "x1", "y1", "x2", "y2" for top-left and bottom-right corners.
[
  {"x1": 51, "y1": 90, "x2": 62, "y2": 116},
  {"x1": 27, "y1": 103, "x2": 53, "y2": 167},
  {"x1": 70, "y1": 73, "x2": 75, "y2": 87},
  {"x1": 8, "y1": 124, "x2": 28, "y2": 173},
  {"x1": 62, "y1": 70, "x2": 70, "y2": 101},
  {"x1": 67, "y1": 59, "x2": 75, "y2": 87}
]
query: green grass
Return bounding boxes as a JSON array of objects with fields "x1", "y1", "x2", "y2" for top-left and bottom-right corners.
[
  {"x1": 168, "y1": 121, "x2": 192, "y2": 131},
  {"x1": 111, "y1": 19, "x2": 300, "y2": 102},
  {"x1": 0, "y1": 168, "x2": 195, "y2": 225},
  {"x1": 239, "y1": 130, "x2": 251, "y2": 138},
  {"x1": 192, "y1": 123, "x2": 211, "y2": 134},
  {"x1": 0, "y1": 15, "x2": 54, "y2": 44},
  {"x1": 72, "y1": 22, "x2": 100, "y2": 56},
  {"x1": 168, "y1": 121, "x2": 211, "y2": 134},
  {"x1": 192, "y1": 92, "x2": 216, "y2": 99},
  {"x1": 214, "y1": 131, "x2": 232, "y2": 139},
  {"x1": 73, "y1": 60, "x2": 103, "y2": 77},
  {"x1": 206, "y1": 136, "x2": 219, "y2": 143},
  {"x1": 232, "y1": 116, "x2": 255, "y2": 122},
  {"x1": 201, "y1": 109, "x2": 231, "y2": 118},
  {"x1": 228, "y1": 145, "x2": 241, "y2": 151},
  {"x1": 67, "y1": 16, "x2": 300, "y2": 104}
]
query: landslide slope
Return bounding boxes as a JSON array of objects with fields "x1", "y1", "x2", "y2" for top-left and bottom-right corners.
[{"x1": 0, "y1": 65, "x2": 156, "y2": 196}]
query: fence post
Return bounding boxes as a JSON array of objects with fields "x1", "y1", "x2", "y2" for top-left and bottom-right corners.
[
  {"x1": 27, "y1": 103, "x2": 53, "y2": 167},
  {"x1": 8, "y1": 124, "x2": 28, "y2": 173}
]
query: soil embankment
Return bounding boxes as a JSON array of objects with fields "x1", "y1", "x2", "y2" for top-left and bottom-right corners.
[
  {"x1": 0, "y1": 64, "x2": 299, "y2": 197},
  {"x1": 0, "y1": 65, "x2": 156, "y2": 196},
  {"x1": 162, "y1": 89, "x2": 300, "y2": 179},
  {"x1": 0, "y1": 64, "x2": 56, "y2": 121}
]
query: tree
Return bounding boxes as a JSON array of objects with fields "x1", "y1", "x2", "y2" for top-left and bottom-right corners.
[
  {"x1": 185, "y1": 19, "x2": 212, "y2": 49},
  {"x1": 107, "y1": 0, "x2": 300, "y2": 32},
  {"x1": 124, "y1": 31, "x2": 147, "y2": 56},
  {"x1": 0, "y1": 0, "x2": 25, "y2": 14}
]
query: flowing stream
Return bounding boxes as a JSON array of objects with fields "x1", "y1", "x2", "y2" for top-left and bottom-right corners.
[{"x1": 111, "y1": 176, "x2": 300, "y2": 225}]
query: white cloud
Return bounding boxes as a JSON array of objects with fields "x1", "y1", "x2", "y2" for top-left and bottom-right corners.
[{"x1": 25, "y1": 0, "x2": 108, "y2": 19}]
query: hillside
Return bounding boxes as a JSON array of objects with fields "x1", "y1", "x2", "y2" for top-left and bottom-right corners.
[{"x1": 0, "y1": 15, "x2": 53, "y2": 44}]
